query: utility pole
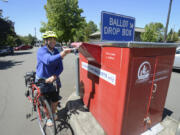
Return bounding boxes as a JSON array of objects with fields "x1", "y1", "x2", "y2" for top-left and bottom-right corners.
[
  {"x1": 34, "y1": 27, "x2": 36, "y2": 39},
  {"x1": 34, "y1": 27, "x2": 37, "y2": 46},
  {"x1": 164, "y1": 0, "x2": 173, "y2": 42}
]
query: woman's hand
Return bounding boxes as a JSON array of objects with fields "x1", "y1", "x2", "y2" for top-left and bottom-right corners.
[
  {"x1": 60, "y1": 48, "x2": 71, "y2": 58},
  {"x1": 45, "y1": 75, "x2": 57, "y2": 83}
]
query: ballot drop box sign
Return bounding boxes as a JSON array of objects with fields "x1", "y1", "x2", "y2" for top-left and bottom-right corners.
[{"x1": 101, "y1": 11, "x2": 135, "y2": 41}]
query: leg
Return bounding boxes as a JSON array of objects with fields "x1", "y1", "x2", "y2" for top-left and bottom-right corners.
[
  {"x1": 50, "y1": 91, "x2": 60, "y2": 120},
  {"x1": 52, "y1": 101, "x2": 58, "y2": 114}
]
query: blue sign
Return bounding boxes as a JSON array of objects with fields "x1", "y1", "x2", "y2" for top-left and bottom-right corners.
[{"x1": 101, "y1": 11, "x2": 135, "y2": 41}]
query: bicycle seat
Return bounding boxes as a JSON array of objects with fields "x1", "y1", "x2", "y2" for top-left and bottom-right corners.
[{"x1": 37, "y1": 79, "x2": 46, "y2": 84}]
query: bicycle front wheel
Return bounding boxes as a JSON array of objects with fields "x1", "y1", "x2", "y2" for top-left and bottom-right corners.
[{"x1": 36, "y1": 97, "x2": 56, "y2": 135}]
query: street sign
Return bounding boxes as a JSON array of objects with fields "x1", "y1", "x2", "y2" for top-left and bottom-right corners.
[{"x1": 101, "y1": 11, "x2": 135, "y2": 41}]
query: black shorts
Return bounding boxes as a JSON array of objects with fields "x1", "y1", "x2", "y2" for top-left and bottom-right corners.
[
  {"x1": 43, "y1": 91, "x2": 60, "y2": 102},
  {"x1": 39, "y1": 83, "x2": 60, "y2": 102}
]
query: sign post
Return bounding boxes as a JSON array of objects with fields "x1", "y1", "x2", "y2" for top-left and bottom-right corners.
[{"x1": 101, "y1": 11, "x2": 135, "y2": 41}]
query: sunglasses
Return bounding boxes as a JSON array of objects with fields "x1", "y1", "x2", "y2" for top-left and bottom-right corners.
[{"x1": 48, "y1": 37, "x2": 56, "y2": 41}]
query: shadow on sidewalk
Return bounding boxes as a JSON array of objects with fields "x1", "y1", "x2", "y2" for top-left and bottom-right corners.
[
  {"x1": 0, "y1": 60, "x2": 23, "y2": 70},
  {"x1": 172, "y1": 69, "x2": 180, "y2": 73},
  {"x1": 162, "y1": 108, "x2": 173, "y2": 120},
  {"x1": 56, "y1": 99, "x2": 88, "y2": 135},
  {"x1": 14, "y1": 51, "x2": 32, "y2": 56}
]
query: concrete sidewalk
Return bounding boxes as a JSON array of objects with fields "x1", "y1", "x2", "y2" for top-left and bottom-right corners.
[{"x1": 65, "y1": 92, "x2": 180, "y2": 135}]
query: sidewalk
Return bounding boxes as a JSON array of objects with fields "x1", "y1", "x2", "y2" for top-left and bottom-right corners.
[{"x1": 65, "y1": 92, "x2": 179, "y2": 135}]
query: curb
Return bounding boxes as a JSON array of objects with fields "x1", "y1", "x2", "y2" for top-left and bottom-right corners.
[{"x1": 66, "y1": 92, "x2": 105, "y2": 135}]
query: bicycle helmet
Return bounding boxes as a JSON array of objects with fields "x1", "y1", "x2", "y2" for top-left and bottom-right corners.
[
  {"x1": 45, "y1": 31, "x2": 57, "y2": 38},
  {"x1": 42, "y1": 33, "x2": 48, "y2": 39}
]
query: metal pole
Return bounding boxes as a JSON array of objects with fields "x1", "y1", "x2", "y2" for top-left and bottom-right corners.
[
  {"x1": 164, "y1": 0, "x2": 173, "y2": 42},
  {"x1": 35, "y1": 27, "x2": 36, "y2": 39},
  {"x1": 175, "y1": 118, "x2": 180, "y2": 135},
  {"x1": 75, "y1": 55, "x2": 80, "y2": 96},
  {"x1": 34, "y1": 27, "x2": 37, "y2": 46}
]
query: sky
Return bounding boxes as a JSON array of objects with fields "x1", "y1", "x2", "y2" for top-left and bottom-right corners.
[{"x1": 0, "y1": 0, "x2": 180, "y2": 40}]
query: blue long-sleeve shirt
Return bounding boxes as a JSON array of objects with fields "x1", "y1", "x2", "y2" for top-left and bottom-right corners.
[{"x1": 36, "y1": 45, "x2": 63, "y2": 87}]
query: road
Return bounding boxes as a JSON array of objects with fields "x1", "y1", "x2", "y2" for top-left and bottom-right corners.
[
  {"x1": 165, "y1": 69, "x2": 180, "y2": 120},
  {"x1": 0, "y1": 47, "x2": 180, "y2": 135},
  {"x1": 0, "y1": 47, "x2": 76, "y2": 135}
]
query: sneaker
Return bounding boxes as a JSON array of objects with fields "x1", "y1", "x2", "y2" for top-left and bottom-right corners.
[{"x1": 46, "y1": 119, "x2": 54, "y2": 127}]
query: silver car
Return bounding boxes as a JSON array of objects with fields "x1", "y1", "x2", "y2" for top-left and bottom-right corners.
[
  {"x1": 173, "y1": 47, "x2": 180, "y2": 69},
  {"x1": 0, "y1": 46, "x2": 14, "y2": 56}
]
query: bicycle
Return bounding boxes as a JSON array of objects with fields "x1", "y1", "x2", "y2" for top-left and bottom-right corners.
[
  {"x1": 24, "y1": 71, "x2": 57, "y2": 135},
  {"x1": 24, "y1": 48, "x2": 78, "y2": 135}
]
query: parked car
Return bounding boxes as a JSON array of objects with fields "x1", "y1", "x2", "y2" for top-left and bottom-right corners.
[
  {"x1": 14, "y1": 45, "x2": 33, "y2": 51},
  {"x1": 173, "y1": 47, "x2": 180, "y2": 69},
  {"x1": 0, "y1": 46, "x2": 14, "y2": 56}
]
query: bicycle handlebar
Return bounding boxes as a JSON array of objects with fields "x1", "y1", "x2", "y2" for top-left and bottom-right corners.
[{"x1": 70, "y1": 48, "x2": 78, "y2": 54}]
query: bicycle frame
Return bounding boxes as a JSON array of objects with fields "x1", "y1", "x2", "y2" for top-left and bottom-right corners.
[
  {"x1": 27, "y1": 83, "x2": 47, "y2": 121},
  {"x1": 24, "y1": 72, "x2": 58, "y2": 135}
]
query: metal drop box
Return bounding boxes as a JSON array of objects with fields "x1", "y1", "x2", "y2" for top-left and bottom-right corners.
[{"x1": 78, "y1": 42, "x2": 177, "y2": 135}]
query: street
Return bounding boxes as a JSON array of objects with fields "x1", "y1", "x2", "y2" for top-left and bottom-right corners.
[
  {"x1": 165, "y1": 69, "x2": 180, "y2": 120},
  {"x1": 0, "y1": 47, "x2": 180, "y2": 135}
]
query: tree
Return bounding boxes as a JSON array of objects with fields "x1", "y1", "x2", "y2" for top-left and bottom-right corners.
[
  {"x1": 0, "y1": 9, "x2": 3, "y2": 18},
  {"x1": 43, "y1": 0, "x2": 85, "y2": 44},
  {"x1": 0, "y1": 16, "x2": 16, "y2": 46},
  {"x1": 19, "y1": 34, "x2": 37, "y2": 45},
  {"x1": 178, "y1": 29, "x2": 180, "y2": 36},
  {"x1": 141, "y1": 22, "x2": 164, "y2": 42},
  {"x1": 40, "y1": 22, "x2": 51, "y2": 33},
  {"x1": 73, "y1": 20, "x2": 98, "y2": 42},
  {"x1": 6, "y1": 35, "x2": 16, "y2": 46},
  {"x1": 85, "y1": 21, "x2": 98, "y2": 40},
  {"x1": 15, "y1": 36, "x2": 22, "y2": 46},
  {"x1": 167, "y1": 28, "x2": 179, "y2": 42},
  {"x1": 73, "y1": 19, "x2": 87, "y2": 41},
  {"x1": 27, "y1": 34, "x2": 37, "y2": 45}
]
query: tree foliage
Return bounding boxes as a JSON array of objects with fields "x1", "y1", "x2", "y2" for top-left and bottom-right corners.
[
  {"x1": 44, "y1": 0, "x2": 85, "y2": 44},
  {"x1": 167, "y1": 28, "x2": 179, "y2": 42},
  {"x1": 141, "y1": 22, "x2": 179, "y2": 42},
  {"x1": 73, "y1": 19, "x2": 87, "y2": 41},
  {"x1": 85, "y1": 21, "x2": 98, "y2": 40},
  {"x1": 0, "y1": 11, "x2": 36, "y2": 46},
  {"x1": 40, "y1": 22, "x2": 49, "y2": 33},
  {"x1": 178, "y1": 29, "x2": 180, "y2": 36},
  {"x1": 41, "y1": 0, "x2": 99, "y2": 43},
  {"x1": 140, "y1": 22, "x2": 164, "y2": 42},
  {"x1": 18, "y1": 34, "x2": 37, "y2": 45},
  {"x1": 73, "y1": 20, "x2": 98, "y2": 42},
  {"x1": 0, "y1": 16, "x2": 16, "y2": 46}
]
